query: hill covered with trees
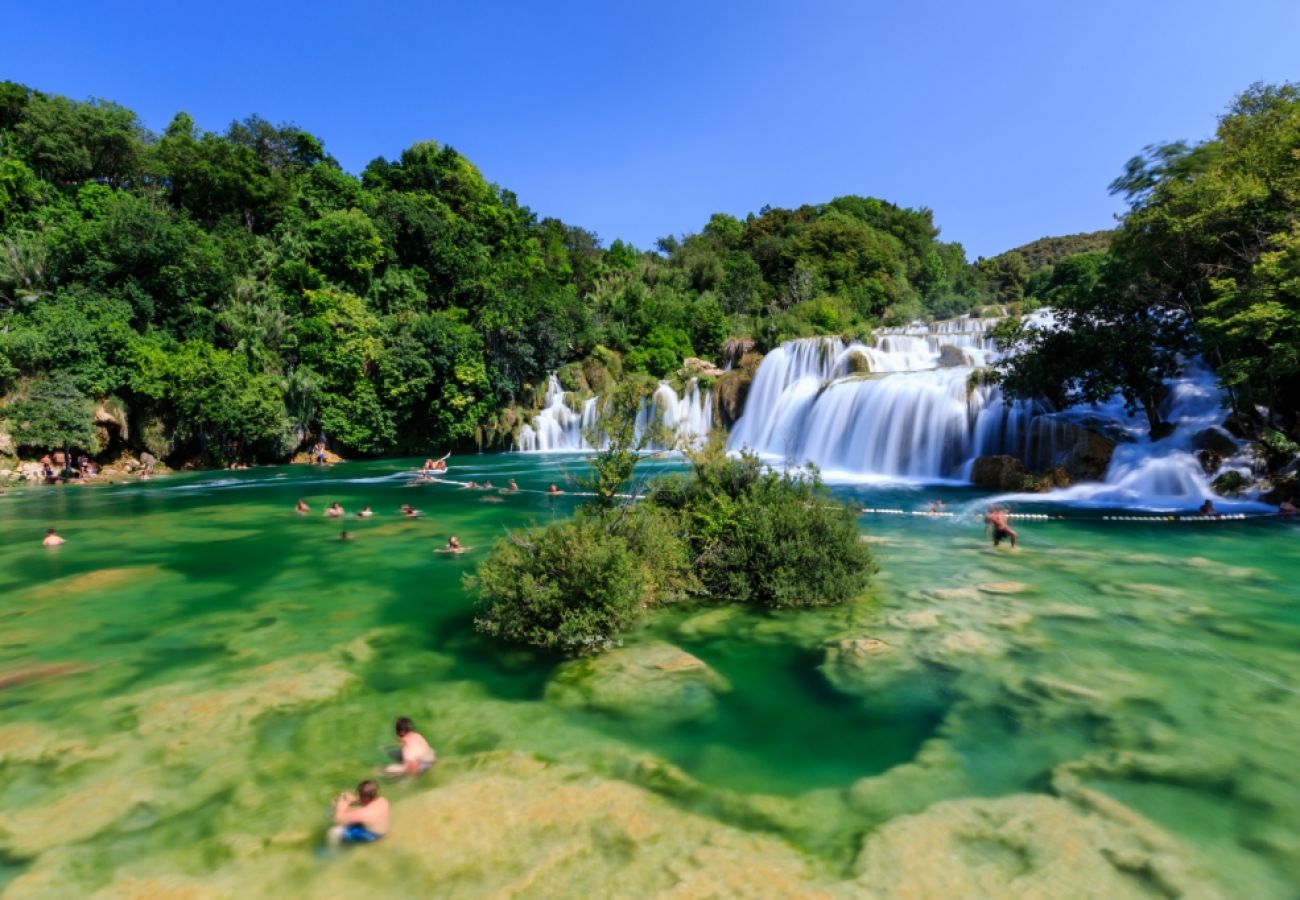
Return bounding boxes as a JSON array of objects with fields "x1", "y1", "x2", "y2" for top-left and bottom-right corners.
[{"x1": 0, "y1": 81, "x2": 1007, "y2": 465}]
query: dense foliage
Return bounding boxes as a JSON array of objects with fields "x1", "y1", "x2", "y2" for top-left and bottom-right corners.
[
  {"x1": 0, "y1": 80, "x2": 989, "y2": 464},
  {"x1": 996, "y1": 83, "x2": 1300, "y2": 440},
  {"x1": 471, "y1": 438, "x2": 875, "y2": 655}
]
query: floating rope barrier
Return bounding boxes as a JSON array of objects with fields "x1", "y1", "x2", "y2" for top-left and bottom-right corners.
[{"x1": 856, "y1": 508, "x2": 1272, "y2": 523}]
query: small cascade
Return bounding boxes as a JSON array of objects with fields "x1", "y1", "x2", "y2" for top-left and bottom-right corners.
[
  {"x1": 728, "y1": 316, "x2": 1040, "y2": 480},
  {"x1": 517, "y1": 376, "x2": 712, "y2": 452},
  {"x1": 516, "y1": 376, "x2": 600, "y2": 452}
]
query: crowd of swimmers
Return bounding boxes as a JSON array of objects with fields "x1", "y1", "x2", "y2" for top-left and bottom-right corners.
[{"x1": 328, "y1": 716, "x2": 437, "y2": 847}]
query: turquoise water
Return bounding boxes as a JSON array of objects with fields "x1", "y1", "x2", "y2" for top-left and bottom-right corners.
[{"x1": 0, "y1": 455, "x2": 1297, "y2": 897}]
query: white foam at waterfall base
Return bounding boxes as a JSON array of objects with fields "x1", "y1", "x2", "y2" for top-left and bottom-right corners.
[
  {"x1": 726, "y1": 315, "x2": 1271, "y2": 511},
  {"x1": 517, "y1": 375, "x2": 712, "y2": 452}
]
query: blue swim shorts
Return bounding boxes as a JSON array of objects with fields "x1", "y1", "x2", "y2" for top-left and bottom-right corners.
[{"x1": 342, "y1": 824, "x2": 382, "y2": 843}]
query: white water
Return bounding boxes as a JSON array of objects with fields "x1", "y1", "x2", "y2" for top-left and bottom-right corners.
[
  {"x1": 727, "y1": 315, "x2": 1263, "y2": 509},
  {"x1": 517, "y1": 375, "x2": 712, "y2": 452},
  {"x1": 727, "y1": 317, "x2": 1042, "y2": 482}
]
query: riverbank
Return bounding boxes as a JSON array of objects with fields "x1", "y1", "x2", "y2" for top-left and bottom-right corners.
[{"x1": 1, "y1": 457, "x2": 1296, "y2": 896}]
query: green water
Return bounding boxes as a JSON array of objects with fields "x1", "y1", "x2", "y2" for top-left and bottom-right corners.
[{"x1": 1, "y1": 456, "x2": 1297, "y2": 897}]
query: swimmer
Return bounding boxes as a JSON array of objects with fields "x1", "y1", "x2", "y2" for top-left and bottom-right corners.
[
  {"x1": 296, "y1": 499, "x2": 310, "y2": 514},
  {"x1": 357, "y1": 507, "x2": 373, "y2": 518},
  {"x1": 983, "y1": 506, "x2": 1018, "y2": 548},
  {"x1": 325, "y1": 502, "x2": 344, "y2": 518},
  {"x1": 327, "y1": 780, "x2": 389, "y2": 847},
  {"x1": 446, "y1": 535, "x2": 464, "y2": 553},
  {"x1": 401, "y1": 505, "x2": 421, "y2": 518},
  {"x1": 463, "y1": 481, "x2": 479, "y2": 490},
  {"x1": 482, "y1": 480, "x2": 493, "y2": 490},
  {"x1": 1197, "y1": 499, "x2": 1217, "y2": 517},
  {"x1": 506, "y1": 479, "x2": 519, "y2": 492},
  {"x1": 423, "y1": 453, "x2": 450, "y2": 473},
  {"x1": 42, "y1": 528, "x2": 65, "y2": 547},
  {"x1": 339, "y1": 531, "x2": 352, "y2": 541},
  {"x1": 1280, "y1": 497, "x2": 1297, "y2": 519},
  {"x1": 928, "y1": 499, "x2": 945, "y2": 514},
  {"x1": 384, "y1": 716, "x2": 437, "y2": 776},
  {"x1": 547, "y1": 483, "x2": 563, "y2": 495}
]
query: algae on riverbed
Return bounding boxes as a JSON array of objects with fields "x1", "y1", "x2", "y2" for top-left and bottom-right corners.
[{"x1": 0, "y1": 458, "x2": 1296, "y2": 897}]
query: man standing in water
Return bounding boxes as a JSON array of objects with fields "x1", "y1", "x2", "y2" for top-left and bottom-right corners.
[
  {"x1": 328, "y1": 780, "x2": 389, "y2": 846},
  {"x1": 42, "y1": 528, "x2": 65, "y2": 547},
  {"x1": 984, "y1": 506, "x2": 1017, "y2": 548}
]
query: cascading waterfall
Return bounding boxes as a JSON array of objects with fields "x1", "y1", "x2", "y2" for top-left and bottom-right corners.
[
  {"x1": 728, "y1": 314, "x2": 1260, "y2": 508},
  {"x1": 517, "y1": 375, "x2": 713, "y2": 452},
  {"x1": 728, "y1": 316, "x2": 1041, "y2": 481}
]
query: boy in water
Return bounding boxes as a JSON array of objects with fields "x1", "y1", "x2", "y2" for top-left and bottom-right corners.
[
  {"x1": 385, "y1": 716, "x2": 437, "y2": 776},
  {"x1": 42, "y1": 528, "x2": 65, "y2": 547},
  {"x1": 328, "y1": 780, "x2": 389, "y2": 846}
]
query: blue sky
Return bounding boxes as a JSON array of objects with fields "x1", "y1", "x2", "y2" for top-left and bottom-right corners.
[{"x1": 6, "y1": 1, "x2": 1298, "y2": 258}]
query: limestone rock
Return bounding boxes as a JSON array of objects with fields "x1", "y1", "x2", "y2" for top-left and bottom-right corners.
[
  {"x1": 935, "y1": 344, "x2": 969, "y2": 368},
  {"x1": 970, "y1": 455, "x2": 1025, "y2": 491},
  {"x1": 545, "y1": 641, "x2": 731, "y2": 723},
  {"x1": 1193, "y1": 427, "x2": 1239, "y2": 457},
  {"x1": 888, "y1": 609, "x2": 941, "y2": 630},
  {"x1": 680, "y1": 356, "x2": 723, "y2": 378},
  {"x1": 977, "y1": 580, "x2": 1030, "y2": 595},
  {"x1": 852, "y1": 794, "x2": 1225, "y2": 899}
]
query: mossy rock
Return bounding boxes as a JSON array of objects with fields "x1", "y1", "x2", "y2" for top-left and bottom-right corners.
[
  {"x1": 845, "y1": 350, "x2": 871, "y2": 374},
  {"x1": 557, "y1": 363, "x2": 590, "y2": 395},
  {"x1": 1211, "y1": 470, "x2": 1248, "y2": 496}
]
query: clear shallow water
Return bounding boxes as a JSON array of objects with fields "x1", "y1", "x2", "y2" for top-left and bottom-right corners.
[{"x1": 0, "y1": 456, "x2": 1297, "y2": 897}]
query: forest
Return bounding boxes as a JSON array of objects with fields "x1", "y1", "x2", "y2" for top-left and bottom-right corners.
[
  {"x1": 0, "y1": 80, "x2": 1015, "y2": 464},
  {"x1": 1, "y1": 79, "x2": 1296, "y2": 465}
]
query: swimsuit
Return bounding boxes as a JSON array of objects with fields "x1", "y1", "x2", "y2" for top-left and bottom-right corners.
[{"x1": 341, "y1": 824, "x2": 383, "y2": 843}]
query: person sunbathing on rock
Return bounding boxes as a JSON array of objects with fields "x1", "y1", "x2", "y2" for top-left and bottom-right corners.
[
  {"x1": 383, "y1": 716, "x2": 437, "y2": 776},
  {"x1": 328, "y1": 779, "x2": 389, "y2": 847}
]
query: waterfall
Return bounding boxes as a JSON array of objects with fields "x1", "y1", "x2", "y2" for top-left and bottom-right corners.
[
  {"x1": 517, "y1": 376, "x2": 713, "y2": 452},
  {"x1": 727, "y1": 316, "x2": 1040, "y2": 481},
  {"x1": 728, "y1": 314, "x2": 1261, "y2": 508}
]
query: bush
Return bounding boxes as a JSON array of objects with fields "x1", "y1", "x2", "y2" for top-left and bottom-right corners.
[
  {"x1": 472, "y1": 513, "x2": 646, "y2": 654},
  {"x1": 648, "y1": 445, "x2": 876, "y2": 608}
]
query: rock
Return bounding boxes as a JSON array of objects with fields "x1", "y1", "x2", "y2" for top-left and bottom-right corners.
[
  {"x1": 970, "y1": 455, "x2": 1026, "y2": 491},
  {"x1": 0, "y1": 427, "x2": 13, "y2": 455},
  {"x1": 845, "y1": 350, "x2": 871, "y2": 373},
  {"x1": 889, "y1": 610, "x2": 942, "y2": 630},
  {"x1": 935, "y1": 344, "x2": 969, "y2": 368},
  {"x1": 1211, "y1": 470, "x2": 1247, "y2": 496},
  {"x1": 1039, "y1": 602, "x2": 1102, "y2": 620},
  {"x1": 721, "y1": 337, "x2": 756, "y2": 368},
  {"x1": 680, "y1": 357, "x2": 723, "y2": 378},
  {"x1": 927, "y1": 587, "x2": 981, "y2": 602},
  {"x1": 675, "y1": 607, "x2": 739, "y2": 639},
  {"x1": 1150, "y1": 420, "x2": 1176, "y2": 441},
  {"x1": 923, "y1": 630, "x2": 1001, "y2": 664},
  {"x1": 544, "y1": 641, "x2": 731, "y2": 723},
  {"x1": 1261, "y1": 471, "x2": 1299, "y2": 505},
  {"x1": 1221, "y1": 410, "x2": 1257, "y2": 439},
  {"x1": 1197, "y1": 448, "x2": 1222, "y2": 475},
  {"x1": 852, "y1": 794, "x2": 1224, "y2": 899},
  {"x1": 977, "y1": 580, "x2": 1030, "y2": 595},
  {"x1": 0, "y1": 661, "x2": 91, "y2": 692},
  {"x1": 1061, "y1": 430, "x2": 1116, "y2": 483},
  {"x1": 1193, "y1": 427, "x2": 1238, "y2": 456},
  {"x1": 713, "y1": 366, "x2": 756, "y2": 429}
]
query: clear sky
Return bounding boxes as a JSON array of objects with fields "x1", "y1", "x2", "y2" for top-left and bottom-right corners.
[{"x1": 5, "y1": 0, "x2": 1298, "y2": 258}]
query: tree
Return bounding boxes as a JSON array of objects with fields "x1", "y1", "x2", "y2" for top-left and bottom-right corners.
[{"x1": 2, "y1": 372, "x2": 97, "y2": 452}]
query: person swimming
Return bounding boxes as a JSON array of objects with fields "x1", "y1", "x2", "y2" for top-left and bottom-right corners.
[
  {"x1": 1198, "y1": 499, "x2": 1217, "y2": 516},
  {"x1": 400, "y1": 504, "x2": 421, "y2": 518},
  {"x1": 384, "y1": 716, "x2": 437, "y2": 776},
  {"x1": 482, "y1": 480, "x2": 493, "y2": 490},
  {"x1": 328, "y1": 779, "x2": 389, "y2": 847},
  {"x1": 506, "y1": 479, "x2": 519, "y2": 492},
  {"x1": 357, "y1": 507, "x2": 373, "y2": 518},
  {"x1": 296, "y1": 499, "x2": 310, "y2": 514},
  {"x1": 1280, "y1": 497, "x2": 1297, "y2": 519},
  {"x1": 325, "y1": 502, "x2": 344, "y2": 518},
  {"x1": 546, "y1": 483, "x2": 563, "y2": 495},
  {"x1": 446, "y1": 535, "x2": 464, "y2": 553},
  {"x1": 42, "y1": 528, "x2": 65, "y2": 547}
]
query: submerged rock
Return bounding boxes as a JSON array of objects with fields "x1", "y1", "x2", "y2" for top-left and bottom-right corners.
[
  {"x1": 545, "y1": 641, "x2": 731, "y2": 723},
  {"x1": 852, "y1": 793, "x2": 1224, "y2": 899}
]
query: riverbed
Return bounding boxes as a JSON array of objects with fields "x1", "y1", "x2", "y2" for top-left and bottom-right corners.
[{"x1": 0, "y1": 456, "x2": 1296, "y2": 897}]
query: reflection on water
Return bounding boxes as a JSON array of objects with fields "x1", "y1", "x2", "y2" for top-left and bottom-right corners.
[{"x1": 0, "y1": 456, "x2": 1297, "y2": 897}]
